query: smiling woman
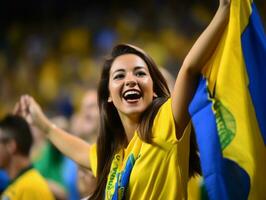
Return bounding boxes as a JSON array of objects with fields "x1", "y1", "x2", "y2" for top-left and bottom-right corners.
[
  {"x1": 14, "y1": 0, "x2": 230, "y2": 199},
  {"x1": 109, "y1": 56, "x2": 153, "y2": 109},
  {"x1": 108, "y1": 54, "x2": 155, "y2": 126},
  {"x1": 92, "y1": 44, "x2": 196, "y2": 199}
]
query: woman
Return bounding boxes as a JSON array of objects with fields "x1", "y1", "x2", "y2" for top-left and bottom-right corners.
[{"x1": 14, "y1": 0, "x2": 230, "y2": 199}]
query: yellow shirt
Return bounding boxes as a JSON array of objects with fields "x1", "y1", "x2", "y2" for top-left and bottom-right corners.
[
  {"x1": 90, "y1": 98, "x2": 191, "y2": 200},
  {"x1": 1, "y1": 167, "x2": 55, "y2": 200}
]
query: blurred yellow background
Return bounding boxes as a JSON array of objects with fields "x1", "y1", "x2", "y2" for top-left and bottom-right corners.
[{"x1": 0, "y1": 0, "x2": 265, "y2": 118}]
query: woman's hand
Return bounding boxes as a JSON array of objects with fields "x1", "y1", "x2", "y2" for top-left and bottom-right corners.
[
  {"x1": 220, "y1": 0, "x2": 230, "y2": 7},
  {"x1": 219, "y1": 0, "x2": 231, "y2": 17},
  {"x1": 13, "y1": 95, "x2": 52, "y2": 134}
]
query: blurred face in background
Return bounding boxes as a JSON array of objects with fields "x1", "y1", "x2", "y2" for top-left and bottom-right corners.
[
  {"x1": 81, "y1": 90, "x2": 99, "y2": 134},
  {"x1": 0, "y1": 129, "x2": 12, "y2": 169},
  {"x1": 71, "y1": 90, "x2": 99, "y2": 142}
]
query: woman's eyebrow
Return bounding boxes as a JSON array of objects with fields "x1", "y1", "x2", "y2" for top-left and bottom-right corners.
[
  {"x1": 134, "y1": 66, "x2": 148, "y2": 71},
  {"x1": 111, "y1": 68, "x2": 125, "y2": 76},
  {"x1": 111, "y1": 66, "x2": 147, "y2": 76}
]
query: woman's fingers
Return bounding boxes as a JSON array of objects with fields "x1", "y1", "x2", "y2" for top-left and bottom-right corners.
[
  {"x1": 14, "y1": 95, "x2": 47, "y2": 129},
  {"x1": 13, "y1": 102, "x2": 21, "y2": 115},
  {"x1": 15, "y1": 94, "x2": 33, "y2": 124},
  {"x1": 20, "y1": 95, "x2": 28, "y2": 118}
]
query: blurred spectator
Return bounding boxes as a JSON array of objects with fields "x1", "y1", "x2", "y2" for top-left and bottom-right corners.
[
  {"x1": 70, "y1": 89, "x2": 99, "y2": 198},
  {"x1": 33, "y1": 116, "x2": 79, "y2": 200},
  {"x1": 0, "y1": 114, "x2": 55, "y2": 200},
  {"x1": 70, "y1": 89, "x2": 99, "y2": 143}
]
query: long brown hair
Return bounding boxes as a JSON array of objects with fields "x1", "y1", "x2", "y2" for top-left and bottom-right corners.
[{"x1": 89, "y1": 44, "x2": 200, "y2": 199}]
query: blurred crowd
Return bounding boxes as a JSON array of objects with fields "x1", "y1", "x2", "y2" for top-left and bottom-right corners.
[
  {"x1": 0, "y1": 89, "x2": 99, "y2": 199},
  {"x1": 0, "y1": 0, "x2": 265, "y2": 118}
]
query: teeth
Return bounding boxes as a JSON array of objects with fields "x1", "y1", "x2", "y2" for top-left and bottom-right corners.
[
  {"x1": 124, "y1": 91, "x2": 140, "y2": 97},
  {"x1": 123, "y1": 90, "x2": 141, "y2": 100}
]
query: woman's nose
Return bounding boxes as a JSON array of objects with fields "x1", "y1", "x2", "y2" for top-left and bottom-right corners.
[
  {"x1": 125, "y1": 80, "x2": 137, "y2": 87},
  {"x1": 125, "y1": 74, "x2": 137, "y2": 87}
]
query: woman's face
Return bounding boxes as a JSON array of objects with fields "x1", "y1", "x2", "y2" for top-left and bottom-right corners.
[{"x1": 108, "y1": 54, "x2": 154, "y2": 121}]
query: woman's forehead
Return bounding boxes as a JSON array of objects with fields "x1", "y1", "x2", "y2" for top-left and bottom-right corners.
[{"x1": 110, "y1": 54, "x2": 148, "y2": 73}]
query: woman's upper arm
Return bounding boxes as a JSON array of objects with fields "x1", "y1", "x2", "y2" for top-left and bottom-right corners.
[{"x1": 171, "y1": 66, "x2": 199, "y2": 139}]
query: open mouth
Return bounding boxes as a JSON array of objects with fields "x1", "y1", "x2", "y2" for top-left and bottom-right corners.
[{"x1": 123, "y1": 90, "x2": 142, "y2": 102}]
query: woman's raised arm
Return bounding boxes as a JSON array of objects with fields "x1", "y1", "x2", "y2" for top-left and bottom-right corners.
[
  {"x1": 171, "y1": 0, "x2": 230, "y2": 139},
  {"x1": 14, "y1": 95, "x2": 92, "y2": 169}
]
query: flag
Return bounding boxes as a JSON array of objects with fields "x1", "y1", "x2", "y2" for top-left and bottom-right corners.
[{"x1": 188, "y1": 0, "x2": 266, "y2": 199}]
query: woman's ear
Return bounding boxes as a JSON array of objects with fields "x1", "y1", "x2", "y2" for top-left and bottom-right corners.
[{"x1": 153, "y1": 92, "x2": 158, "y2": 98}]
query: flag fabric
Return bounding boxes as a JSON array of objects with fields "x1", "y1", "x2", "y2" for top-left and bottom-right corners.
[{"x1": 188, "y1": 0, "x2": 266, "y2": 199}]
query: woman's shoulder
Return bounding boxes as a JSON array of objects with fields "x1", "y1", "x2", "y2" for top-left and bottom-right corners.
[
  {"x1": 152, "y1": 98, "x2": 191, "y2": 144},
  {"x1": 152, "y1": 98, "x2": 174, "y2": 141}
]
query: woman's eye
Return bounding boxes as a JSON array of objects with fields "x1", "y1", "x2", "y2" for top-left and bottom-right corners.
[
  {"x1": 113, "y1": 74, "x2": 124, "y2": 80},
  {"x1": 136, "y1": 71, "x2": 146, "y2": 77}
]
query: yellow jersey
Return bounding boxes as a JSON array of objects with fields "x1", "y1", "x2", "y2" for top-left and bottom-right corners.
[
  {"x1": 1, "y1": 166, "x2": 55, "y2": 200},
  {"x1": 90, "y1": 98, "x2": 191, "y2": 200}
]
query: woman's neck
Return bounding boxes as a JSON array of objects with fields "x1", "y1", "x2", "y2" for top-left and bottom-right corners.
[{"x1": 119, "y1": 113, "x2": 139, "y2": 143}]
